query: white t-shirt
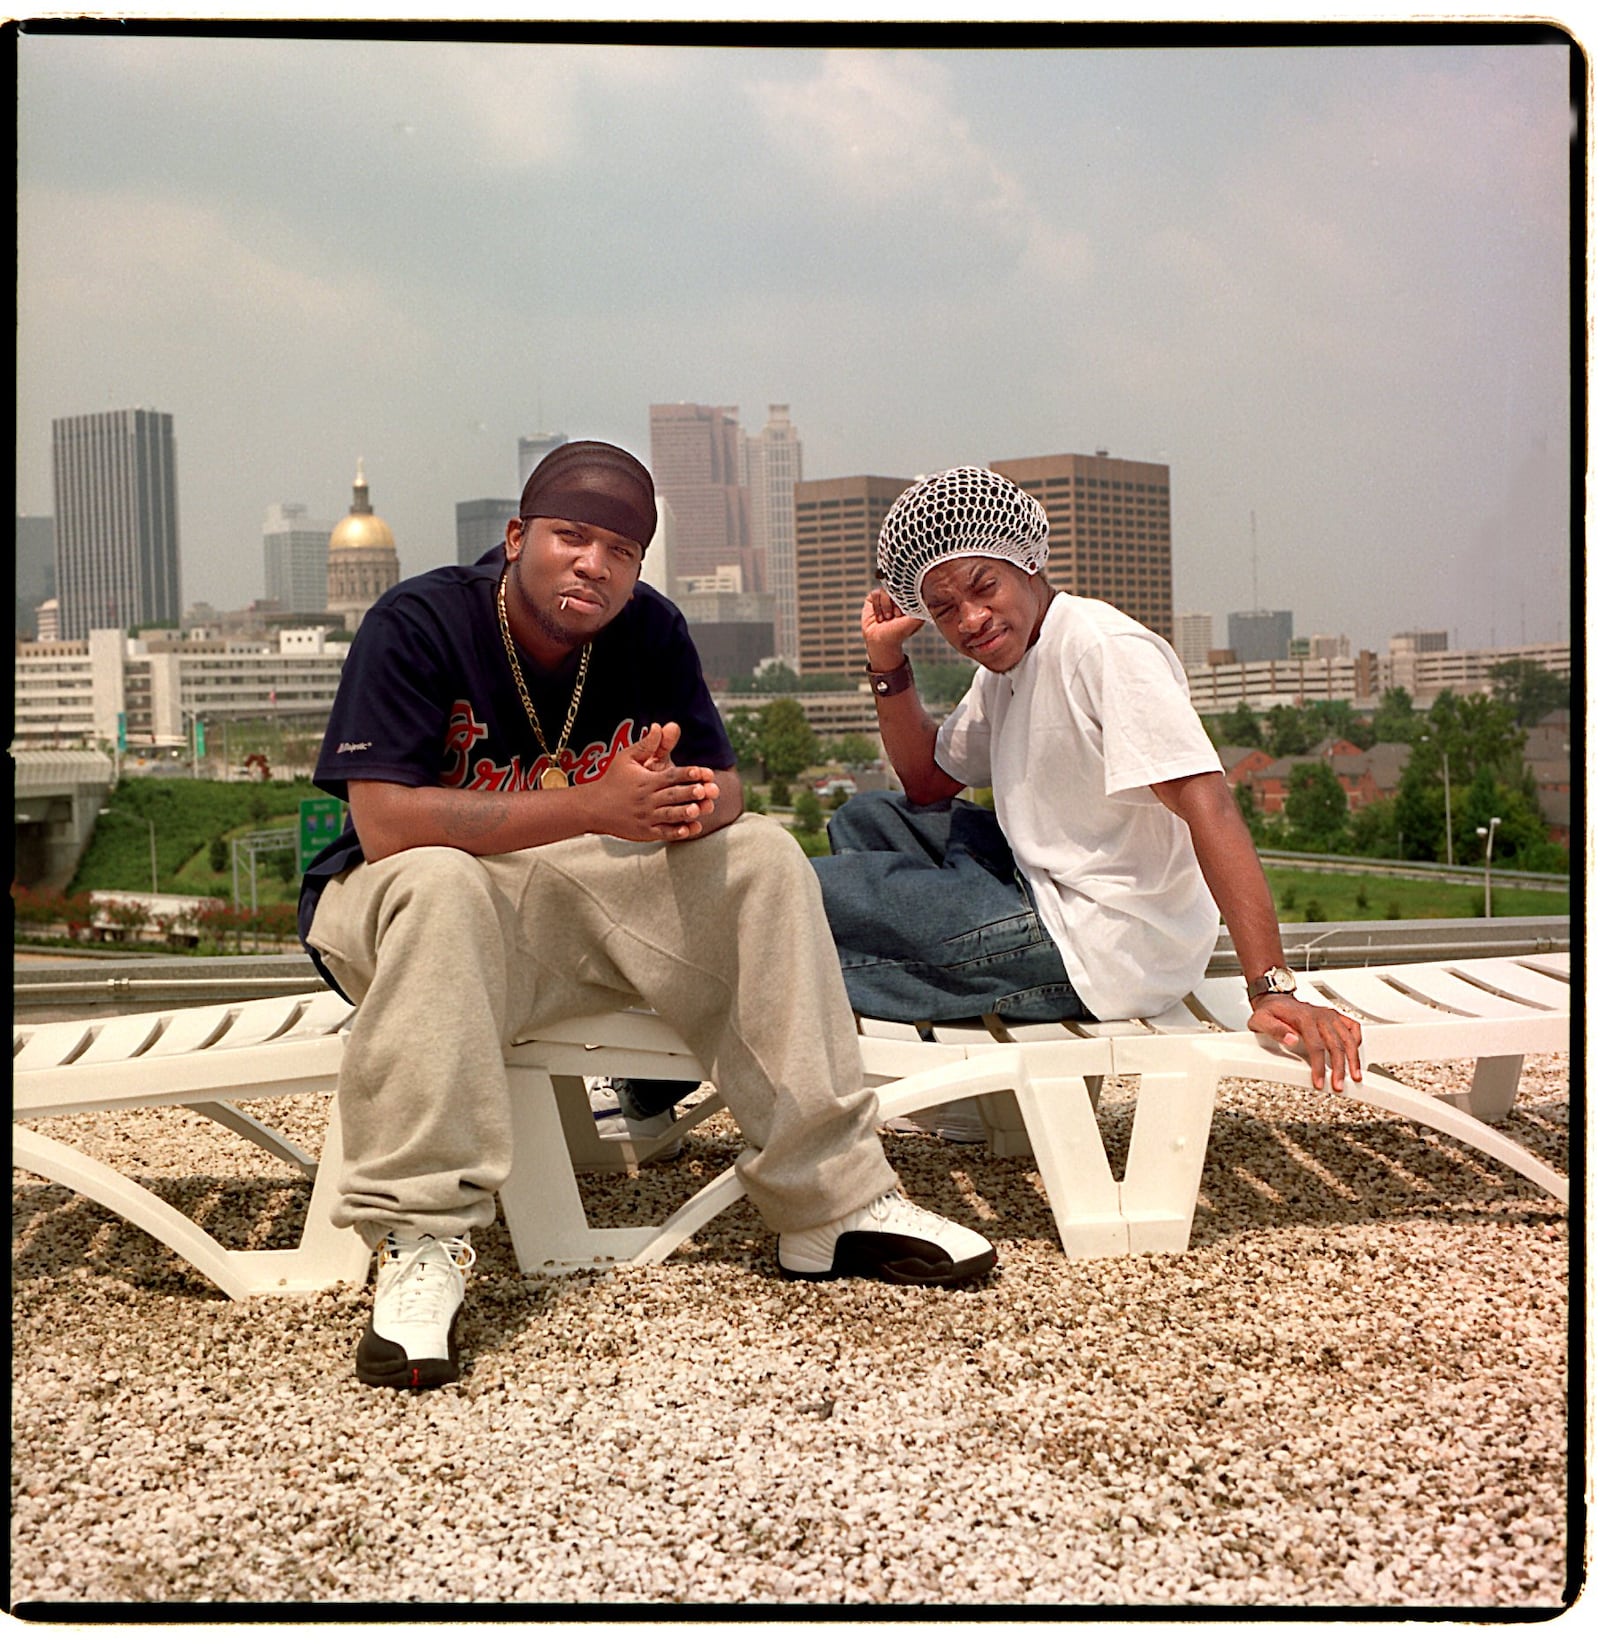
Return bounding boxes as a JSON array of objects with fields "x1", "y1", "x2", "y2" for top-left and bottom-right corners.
[{"x1": 934, "y1": 593, "x2": 1222, "y2": 1021}]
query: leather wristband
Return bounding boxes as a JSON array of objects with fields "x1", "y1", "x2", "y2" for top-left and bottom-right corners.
[{"x1": 865, "y1": 657, "x2": 914, "y2": 699}]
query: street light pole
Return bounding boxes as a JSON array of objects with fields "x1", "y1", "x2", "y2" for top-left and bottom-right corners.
[
  {"x1": 1475, "y1": 816, "x2": 1501, "y2": 919},
  {"x1": 1440, "y1": 748, "x2": 1453, "y2": 867}
]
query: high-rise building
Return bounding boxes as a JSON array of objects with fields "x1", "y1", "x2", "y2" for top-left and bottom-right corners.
[
  {"x1": 746, "y1": 405, "x2": 804, "y2": 666},
  {"x1": 676, "y1": 589, "x2": 777, "y2": 688},
  {"x1": 1228, "y1": 609, "x2": 1294, "y2": 663},
  {"x1": 51, "y1": 408, "x2": 181, "y2": 641},
  {"x1": 16, "y1": 514, "x2": 56, "y2": 640},
  {"x1": 327, "y1": 460, "x2": 401, "y2": 633},
  {"x1": 517, "y1": 432, "x2": 567, "y2": 490},
  {"x1": 1288, "y1": 633, "x2": 1351, "y2": 661},
  {"x1": 648, "y1": 404, "x2": 753, "y2": 594},
  {"x1": 455, "y1": 498, "x2": 519, "y2": 566},
  {"x1": 989, "y1": 450, "x2": 1173, "y2": 640},
  {"x1": 1173, "y1": 612, "x2": 1213, "y2": 674},
  {"x1": 1390, "y1": 629, "x2": 1450, "y2": 654},
  {"x1": 263, "y1": 504, "x2": 334, "y2": 614},
  {"x1": 794, "y1": 475, "x2": 913, "y2": 678}
]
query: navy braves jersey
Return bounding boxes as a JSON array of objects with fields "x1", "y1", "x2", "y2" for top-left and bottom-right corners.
[{"x1": 297, "y1": 546, "x2": 735, "y2": 981}]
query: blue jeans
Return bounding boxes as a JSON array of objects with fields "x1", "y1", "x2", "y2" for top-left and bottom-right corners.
[{"x1": 810, "y1": 790, "x2": 1093, "y2": 1026}]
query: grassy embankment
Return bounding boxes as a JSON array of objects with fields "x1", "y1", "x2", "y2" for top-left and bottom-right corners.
[{"x1": 58, "y1": 780, "x2": 1572, "y2": 923}]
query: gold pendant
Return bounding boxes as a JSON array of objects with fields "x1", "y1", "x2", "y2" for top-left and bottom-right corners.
[{"x1": 539, "y1": 766, "x2": 570, "y2": 789}]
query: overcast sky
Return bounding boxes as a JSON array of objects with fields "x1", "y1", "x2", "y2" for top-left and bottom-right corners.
[{"x1": 15, "y1": 24, "x2": 1576, "y2": 653}]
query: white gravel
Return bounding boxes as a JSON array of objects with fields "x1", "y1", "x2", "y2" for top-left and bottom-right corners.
[{"x1": 11, "y1": 1055, "x2": 1573, "y2": 1609}]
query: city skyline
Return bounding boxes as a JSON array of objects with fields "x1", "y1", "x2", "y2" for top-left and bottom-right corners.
[{"x1": 15, "y1": 29, "x2": 1575, "y2": 654}]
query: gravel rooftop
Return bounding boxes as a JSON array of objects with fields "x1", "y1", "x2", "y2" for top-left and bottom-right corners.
[{"x1": 10, "y1": 1054, "x2": 1575, "y2": 1614}]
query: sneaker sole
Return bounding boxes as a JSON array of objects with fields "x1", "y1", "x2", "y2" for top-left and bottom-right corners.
[
  {"x1": 777, "y1": 1233, "x2": 997, "y2": 1288},
  {"x1": 355, "y1": 1312, "x2": 461, "y2": 1390}
]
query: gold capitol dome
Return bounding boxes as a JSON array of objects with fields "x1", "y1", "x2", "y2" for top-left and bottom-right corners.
[
  {"x1": 330, "y1": 457, "x2": 397, "y2": 551},
  {"x1": 327, "y1": 457, "x2": 400, "y2": 630}
]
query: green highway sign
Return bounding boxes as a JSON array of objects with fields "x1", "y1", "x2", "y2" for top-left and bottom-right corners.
[{"x1": 299, "y1": 796, "x2": 344, "y2": 873}]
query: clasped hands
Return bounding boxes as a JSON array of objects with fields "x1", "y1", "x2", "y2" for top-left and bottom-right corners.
[{"x1": 598, "y1": 721, "x2": 720, "y2": 842}]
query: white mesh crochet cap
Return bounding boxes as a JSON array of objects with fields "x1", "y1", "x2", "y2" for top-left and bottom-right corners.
[{"x1": 876, "y1": 466, "x2": 1050, "y2": 620}]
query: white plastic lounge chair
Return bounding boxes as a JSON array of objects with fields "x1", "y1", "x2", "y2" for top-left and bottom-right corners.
[{"x1": 12, "y1": 953, "x2": 1568, "y2": 1296}]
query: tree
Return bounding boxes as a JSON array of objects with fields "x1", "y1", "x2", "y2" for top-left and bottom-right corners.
[
  {"x1": 1487, "y1": 659, "x2": 1570, "y2": 728},
  {"x1": 756, "y1": 698, "x2": 819, "y2": 781},
  {"x1": 724, "y1": 707, "x2": 763, "y2": 774},
  {"x1": 791, "y1": 788, "x2": 824, "y2": 834},
  {"x1": 1370, "y1": 686, "x2": 1424, "y2": 745},
  {"x1": 1283, "y1": 761, "x2": 1350, "y2": 852},
  {"x1": 826, "y1": 733, "x2": 879, "y2": 767},
  {"x1": 1213, "y1": 702, "x2": 1262, "y2": 749},
  {"x1": 753, "y1": 660, "x2": 803, "y2": 695},
  {"x1": 1305, "y1": 699, "x2": 1372, "y2": 750},
  {"x1": 1415, "y1": 690, "x2": 1524, "y2": 787},
  {"x1": 1457, "y1": 763, "x2": 1556, "y2": 872},
  {"x1": 1232, "y1": 780, "x2": 1266, "y2": 843},
  {"x1": 208, "y1": 836, "x2": 229, "y2": 873},
  {"x1": 1264, "y1": 705, "x2": 1315, "y2": 758},
  {"x1": 1348, "y1": 796, "x2": 1401, "y2": 859},
  {"x1": 1392, "y1": 760, "x2": 1447, "y2": 862}
]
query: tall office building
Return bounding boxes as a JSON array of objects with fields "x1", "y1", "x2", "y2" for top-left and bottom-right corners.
[
  {"x1": 990, "y1": 450, "x2": 1173, "y2": 641},
  {"x1": 456, "y1": 498, "x2": 519, "y2": 566},
  {"x1": 263, "y1": 504, "x2": 334, "y2": 614},
  {"x1": 16, "y1": 514, "x2": 56, "y2": 639},
  {"x1": 327, "y1": 460, "x2": 400, "y2": 633},
  {"x1": 51, "y1": 408, "x2": 181, "y2": 641},
  {"x1": 1228, "y1": 609, "x2": 1294, "y2": 663},
  {"x1": 746, "y1": 405, "x2": 804, "y2": 667},
  {"x1": 517, "y1": 432, "x2": 567, "y2": 490},
  {"x1": 1173, "y1": 612, "x2": 1213, "y2": 673},
  {"x1": 794, "y1": 475, "x2": 915, "y2": 678},
  {"x1": 1390, "y1": 629, "x2": 1450, "y2": 654},
  {"x1": 648, "y1": 403, "x2": 753, "y2": 593}
]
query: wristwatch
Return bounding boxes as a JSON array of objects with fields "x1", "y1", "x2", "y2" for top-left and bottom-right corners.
[{"x1": 1246, "y1": 965, "x2": 1297, "y2": 1001}]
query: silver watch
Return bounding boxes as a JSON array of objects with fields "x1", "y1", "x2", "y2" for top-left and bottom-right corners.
[{"x1": 1246, "y1": 965, "x2": 1297, "y2": 1001}]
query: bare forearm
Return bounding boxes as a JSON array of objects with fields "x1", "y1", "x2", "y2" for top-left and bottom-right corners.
[
  {"x1": 875, "y1": 691, "x2": 963, "y2": 804},
  {"x1": 350, "y1": 736, "x2": 731, "y2": 860},
  {"x1": 1154, "y1": 773, "x2": 1286, "y2": 976},
  {"x1": 349, "y1": 780, "x2": 606, "y2": 861},
  {"x1": 1154, "y1": 769, "x2": 1362, "y2": 1089}
]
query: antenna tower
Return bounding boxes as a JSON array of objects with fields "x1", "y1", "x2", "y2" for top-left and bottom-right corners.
[{"x1": 1250, "y1": 511, "x2": 1260, "y2": 610}]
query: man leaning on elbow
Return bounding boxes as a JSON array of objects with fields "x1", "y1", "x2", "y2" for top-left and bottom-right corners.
[{"x1": 811, "y1": 465, "x2": 1362, "y2": 1144}]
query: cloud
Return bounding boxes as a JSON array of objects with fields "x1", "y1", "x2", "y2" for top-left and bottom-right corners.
[
  {"x1": 19, "y1": 186, "x2": 434, "y2": 367},
  {"x1": 749, "y1": 49, "x2": 1091, "y2": 288}
]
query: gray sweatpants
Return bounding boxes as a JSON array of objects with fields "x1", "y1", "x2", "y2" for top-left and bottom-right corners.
[{"x1": 306, "y1": 813, "x2": 896, "y2": 1245}]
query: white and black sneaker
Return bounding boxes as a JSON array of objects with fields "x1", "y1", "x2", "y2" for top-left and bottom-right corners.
[
  {"x1": 777, "y1": 1190, "x2": 997, "y2": 1287},
  {"x1": 356, "y1": 1232, "x2": 475, "y2": 1390}
]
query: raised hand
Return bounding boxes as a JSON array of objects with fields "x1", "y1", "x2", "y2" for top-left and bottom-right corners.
[{"x1": 861, "y1": 589, "x2": 926, "y2": 671}]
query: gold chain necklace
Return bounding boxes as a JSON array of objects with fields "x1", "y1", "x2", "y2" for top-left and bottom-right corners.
[{"x1": 496, "y1": 568, "x2": 591, "y2": 789}]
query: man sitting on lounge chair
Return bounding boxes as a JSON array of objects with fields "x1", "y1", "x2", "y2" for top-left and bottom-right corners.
[
  {"x1": 299, "y1": 442, "x2": 996, "y2": 1391},
  {"x1": 809, "y1": 465, "x2": 1362, "y2": 1137}
]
